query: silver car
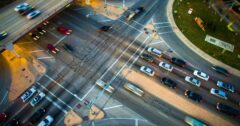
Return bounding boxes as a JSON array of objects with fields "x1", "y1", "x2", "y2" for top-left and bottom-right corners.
[
  {"x1": 30, "y1": 92, "x2": 45, "y2": 106},
  {"x1": 21, "y1": 86, "x2": 37, "y2": 102}
]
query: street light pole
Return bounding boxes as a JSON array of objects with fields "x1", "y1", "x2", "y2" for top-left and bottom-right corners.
[{"x1": 123, "y1": 0, "x2": 125, "y2": 8}]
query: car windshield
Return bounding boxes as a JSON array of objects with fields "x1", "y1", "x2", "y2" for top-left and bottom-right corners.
[
  {"x1": 152, "y1": 48, "x2": 160, "y2": 54},
  {"x1": 44, "y1": 119, "x2": 49, "y2": 123},
  {"x1": 215, "y1": 90, "x2": 219, "y2": 93},
  {"x1": 190, "y1": 78, "x2": 198, "y2": 83},
  {"x1": 145, "y1": 68, "x2": 152, "y2": 73}
]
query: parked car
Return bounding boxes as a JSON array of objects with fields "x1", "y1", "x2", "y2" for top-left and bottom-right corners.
[
  {"x1": 140, "y1": 66, "x2": 155, "y2": 76},
  {"x1": 211, "y1": 65, "x2": 229, "y2": 76},
  {"x1": 184, "y1": 116, "x2": 207, "y2": 126},
  {"x1": 0, "y1": 31, "x2": 8, "y2": 41},
  {"x1": 210, "y1": 88, "x2": 228, "y2": 100},
  {"x1": 47, "y1": 44, "x2": 59, "y2": 54},
  {"x1": 99, "y1": 26, "x2": 112, "y2": 32},
  {"x1": 57, "y1": 26, "x2": 72, "y2": 35},
  {"x1": 21, "y1": 86, "x2": 37, "y2": 102},
  {"x1": 63, "y1": 43, "x2": 74, "y2": 52},
  {"x1": 161, "y1": 77, "x2": 177, "y2": 88},
  {"x1": 159, "y1": 61, "x2": 173, "y2": 72},
  {"x1": 30, "y1": 108, "x2": 46, "y2": 123},
  {"x1": 38, "y1": 115, "x2": 54, "y2": 126},
  {"x1": 185, "y1": 76, "x2": 201, "y2": 87},
  {"x1": 216, "y1": 103, "x2": 239, "y2": 116},
  {"x1": 7, "y1": 119, "x2": 20, "y2": 126},
  {"x1": 124, "y1": 83, "x2": 144, "y2": 97},
  {"x1": 29, "y1": 32, "x2": 40, "y2": 40},
  {"x1": 217, "y1": 81, "x2": 235, "y2": 93},
  {"x1": 0, "y1": 113, "x2": 7, "y2": 121},
  {"x1": 147, "y1": 47, "x2": 162, "y2": 57},
  {"x1": 15, "y1": 3, "x2": 29, "y2": 12},
  {"x1": 171, "y1": 57, "x2": 186, "y2": 67},
  {"x1": 193, "y1": 70, "x2": 209, "y2": 81},
  {"x1": 30, "y1": 92, "x2": 45, "y2": 107},
  {"x1": 140, "y1": 53, "x2": 154, "y2": 62},
  {"x1": 185, "y1": 90, "x2": 202, "y2": 102},
  {"x1": 27, "y1": 10, "x2": 41, "y2": 19}
]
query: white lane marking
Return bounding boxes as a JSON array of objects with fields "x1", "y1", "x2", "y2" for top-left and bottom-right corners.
[
  {"x1": 48, "y1": 31, "x2": 61, "y2": 39},
  {"x1": 36, "y1": 82, "x2": 73, "y2": 110},
  {"x1": 29, "y1": 50, "x2": 45, "y2": 53},
  {"x1": 91, "y1": 122, "x2": 95, "y2": 126},
  {"x1": 135, "y1": 119, "x2": 138, "y2": 126},
  {"x1": 17, "y1": 42, "x2": 33, "y2": 44},
  {"x1": 153, "y1": 22, "x2": 170, "y2": 25},
  {"x1": 98, "y1": 19, "x2": 112, "y2": 22},
  {"x1": 103, "y1": 118, "x2": 147, "y2": 122},
  {"x1": 44, "y1": 74, "x2": 83, "y2": 101},
  {"x1": 45, "y1": 96, "x2": 68, "y2": 114},
  {"x1": 148, "y1": 41, "x2": 164, "y2": 45},
  {"x1": 103, "y1": 104, "x2": 123, "y2": 110},
  {"x1": 158, "y1": 31, "x2": 173, "y2": 35},
  {"x1": 83, "y1": 32, "x2": 143, "y2": 101},
  {"x1": 37, "y1": 56, "x2": 54, "y2": 60},
  {"x1": 155, "y1": 25, "x2": 171, "y2": 29},
  {"x1": 118, "y1": 19, "x2": 142, "y2": 32},
  {"x1": 54, "y1": 35, "x2": 67, "y2": 46},
  {"x1": 0, "y1": 91, "x2": 8, "y2": 104},
  {"x1": 158, "y1": 111, "x2": 169, "y2": 118}
]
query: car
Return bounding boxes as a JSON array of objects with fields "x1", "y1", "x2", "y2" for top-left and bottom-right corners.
[
  {"x1": 36, "y1": 27, "x2": 46, "y2": 35},
  {"x1": 0, "y1": 31, "x2": 8, "y2": 41},
  {"x1": 185, "y1": 90, "x2": 202, "y2": 102},
  {"x1": 159, "y1": 61, "x2": 173, "y2": 72},
  {"x1": 42, "y1": 21, "x2": 49, "y2": 26},
  {"x1": 140, "y1": 53, "x2": 154, "y2": 62},
  {"x1": 21, "y1": 86, "x2": 37, "y2": 102},
  {"x1": 96, "y1": 79, "x2": 114, "y2": 93},
  {"x1": 171, "y1": 57, "x2": 186, "y2": 67},
  {"x1": 147, "y1": 47, "x2": 162, "y2": 57},
  {"x1": 140, "y1": 66, "x2": 155, "y2": 76},
  {"x1": 47, "y1": 44, "x2": 59, "y2": 54},
  {"x1": 14, "y1": 3, "x2": 29, "y2": 12},
  {"x1": 30, "y1": 92, "x2": 45, "y2": 107},
  {"x1": 124, "y1": 83, "x2": 144, "y2": 97},
  {"x1": 216, "y1": 103, "x2": 239, "y2": 116},
  {"x1": 184, "y1": 116, "x2": 208, "y2": 126},
  {"x1": 99, "y1": 26, "x2": 112, "y2": 32},
  {"x1": 193, "y1": 70, "x2": 209, "y2": 81},
  {"x1": 210, "y1": 88, "x2": 228, "y2": 100},
  {"x1": 20, "y1": 6, "x2": 34, "y2": 16},
  {"x1": 27, "y1": 10, "x2": 41, "y2": 19},
  {"x1": 211, "y1": 65, "x2": 229, "y2": 76},
  {"x1": 29, "y1": 32, "x2": 40, "y2": 40},
  {"x1": 38, "y1": 115, "x2": 54, "y2": 126},
  {"x1": 161, "y1": 77, "x2": 177, "y2": 88},
  {"x1": 63, "y1": 43, "x2": 74, "y2": 52},
  {"x1": 126, "y1": 7, "x2": 144, "y2": 21},
  {"x1": 57, "y1": 26, "x2": 72, "y2": 35},
  {"x1": 7, "y1": 119, "x2": 20, "y2": 126},
  {"x1": 30, "y1": 108, "x2": 46, "y2": 123},
  {"x1": 0, "y1": 113, "x2": 7, "y2": 121},
  {"x1": 217, "y1": 81, "x2": 235, "y2": 93},
  {"x1": 185, "y1": 76, "x2": 201, "y2": 87}
]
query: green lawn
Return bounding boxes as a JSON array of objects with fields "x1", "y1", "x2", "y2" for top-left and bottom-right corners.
[{"x1": 173, "y1": 0, "x2": 240, "y2": 70}]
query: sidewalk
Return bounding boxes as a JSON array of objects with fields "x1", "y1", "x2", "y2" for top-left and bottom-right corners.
[
  {"x1": 122, "y1": 68, "x2": 236, "y2": 126},
  {"x1": 166, "y1": 0, "x2": 240, "y2": 76}
]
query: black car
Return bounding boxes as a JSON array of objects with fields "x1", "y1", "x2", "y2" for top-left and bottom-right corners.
[
  {"x1": 63, "y1": 43, "x2": 74, "y2": 52},
  {"x1": 0, "y1": 31, "x2": 8, "y2": 41},
  {"x1": 20, "y1": 6, "x2": 34, "y2": 16},
  {"x1": 7, "y1": 119, "x2": 20, "y2": 126},
  {"x1": 140, "y1": 53, "x2": 154, "y2": 62},
  {"x1": 161, "y1": 77, "x2": 177, "y2": 88},
  {"x1": 216, "y1": 103, "x2": 239, "y2": 116},
  {"x1": 185, "y1": 90, "x2": 202, "y2": 102},
  {"x1": 29, "y1": 108, "x2": 46, "y2": 123},
  {"x1": 211, "y1": 65, "x2": 229, "y2": 76},
  {"x1": 171, "y1": 57, "x2": 186, "y2": 67},
  {"x1": 99, "y1": 26, "x2": 112, "y2": 32}
]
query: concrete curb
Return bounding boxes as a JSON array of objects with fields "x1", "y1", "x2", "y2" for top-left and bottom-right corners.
[{"x1": 167, "y1": 0, "x2": 240, "y2": 76}]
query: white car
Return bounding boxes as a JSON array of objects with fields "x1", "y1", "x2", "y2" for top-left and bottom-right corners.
[
  {"x1": 14, "y1": 3, "x2": 29, "y2": 12},
  {"x1": 124, "y1": 83, "x2": 144, "y2": 97},
  {"x1": 159, "y1": 61, "x2": 173, "y2": 72},
  {"x1": 38, "y1": 115, "x2": 54, "y2": 126},
  {"x1": 193, "y1": 70, "x2": 209, "y2": 81},
  {"x1": 96, "y1": 79, "x2": 114, "y2": 93},
  {"x1": 30, "y1": 92, "x2": 45, "y2": 107},
  {"x1": 140, "y1": 66, "x2": 155, "y2": 76},
  {"x1": 185, "y1": 76, "x2": 201, "y2": 87},
  {"x1": 147, "y1": 47, "x2": 162, "y2": 57},
  {"x1": 21, "y1": 86, "x2": 37, "y2": 102},
  {"x1": 210, "y1": 88, "x2": 228, "y2": 100},
  {"x1": 27, "y1": 10, "x2": 41, "y2": 19}
]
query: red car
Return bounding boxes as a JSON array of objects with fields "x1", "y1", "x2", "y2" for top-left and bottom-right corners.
[
  {"x1": 47, "y1": 44, "x2": 59, "y2": 54},
  {"x1": 0, "y1": 113, "x2": 7, "y2": 121},
  {"x1": 57, "y1": 26, "x2": 72, "y2": 35}
]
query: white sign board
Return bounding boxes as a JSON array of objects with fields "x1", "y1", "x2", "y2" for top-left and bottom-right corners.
[{"x1": 205, "y1": 35, "x2": 234, "y2": 52}]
